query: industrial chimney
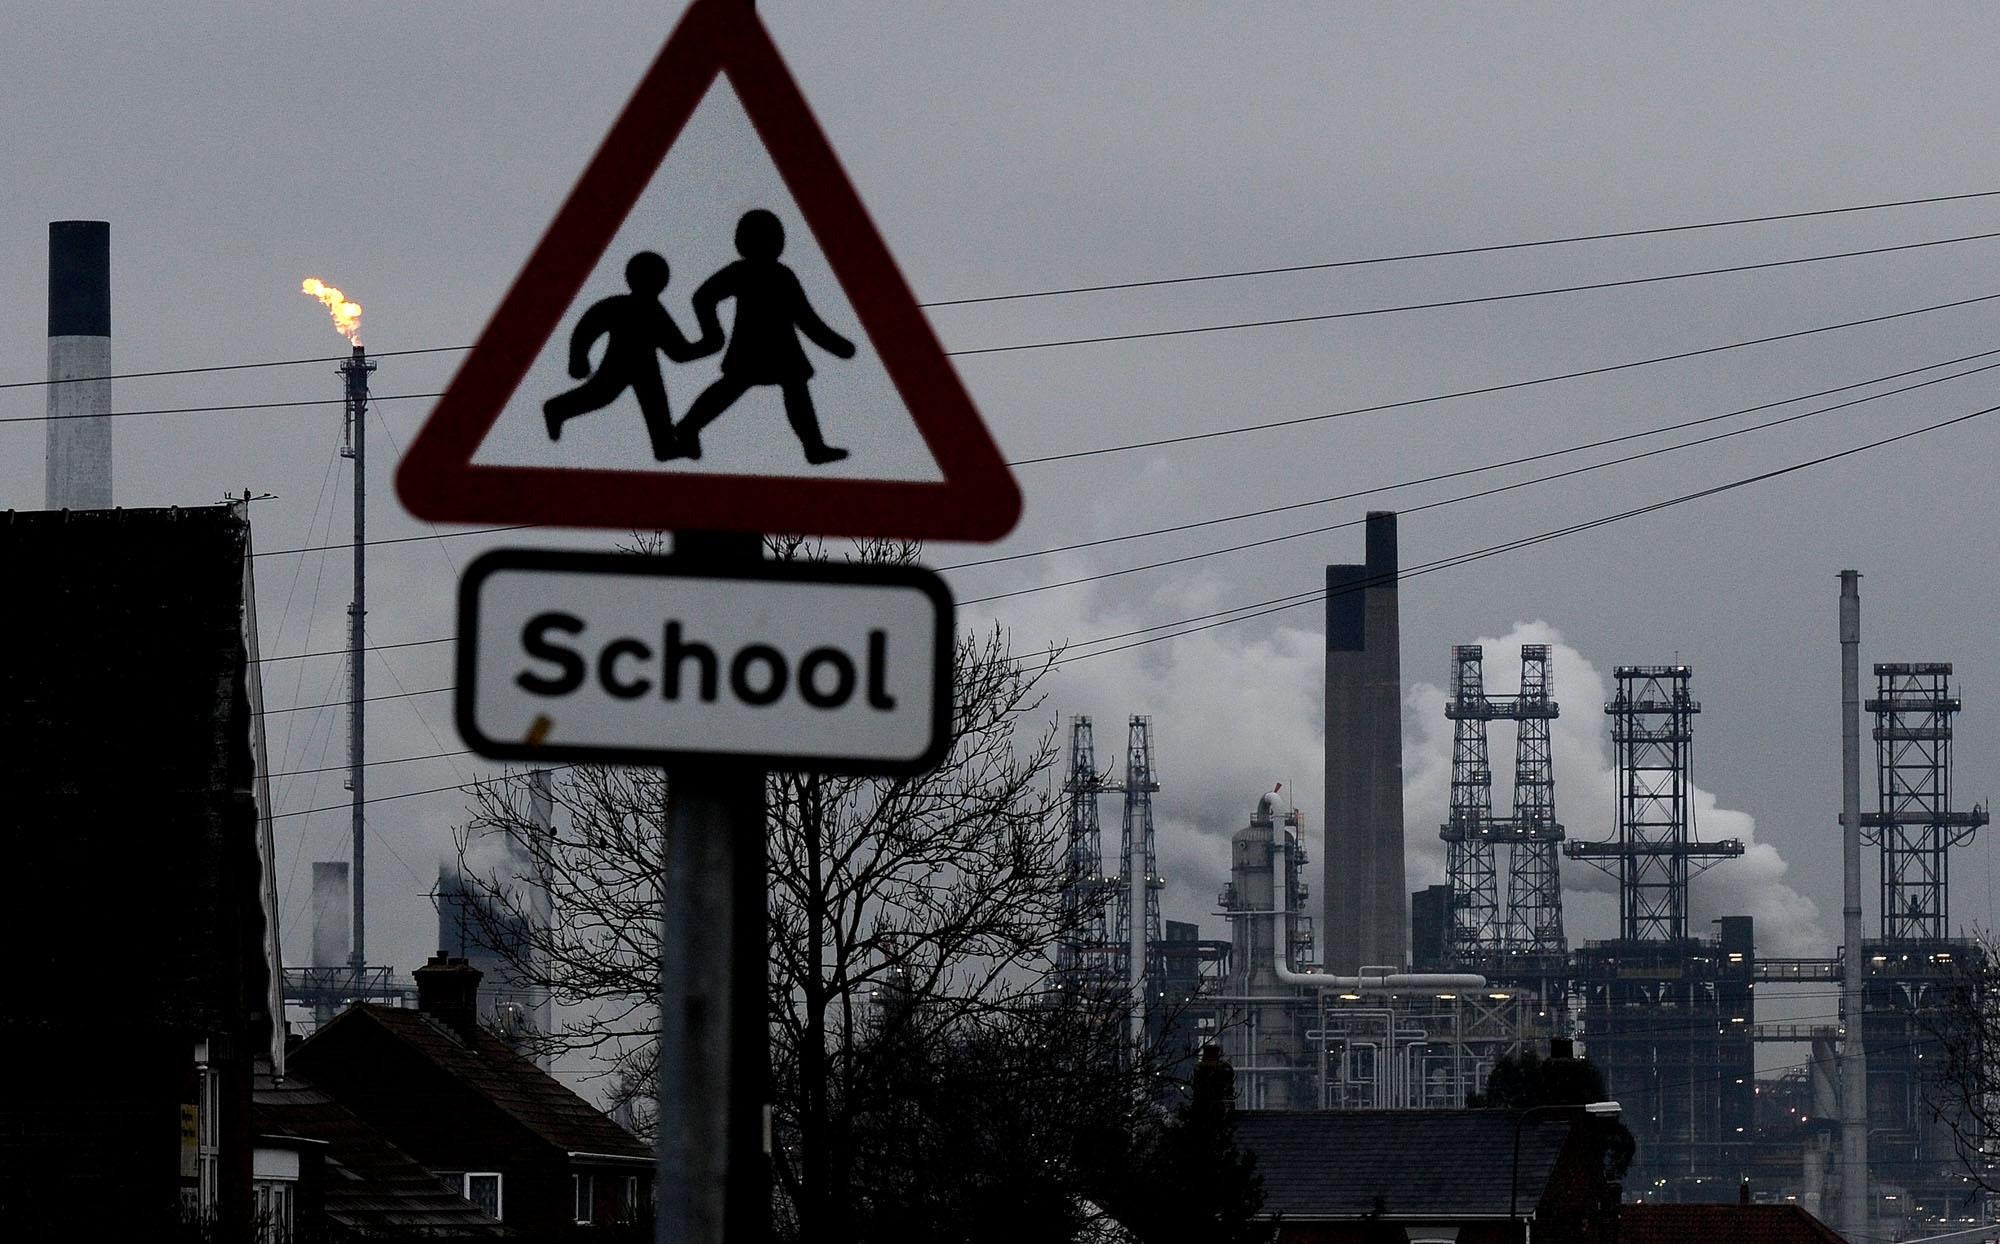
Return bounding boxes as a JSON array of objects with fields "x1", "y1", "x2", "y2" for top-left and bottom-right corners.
[
  {"x1": 1323, "y1": 512, "x2": 1406, "y2": 973},
  {"x1": 45, "y1": 221, "x2": 111, "y2": 509},
  {"x1": 310, "y1": 862, "x2": 352, "y2": 971},
  {"x1": 310, "y1": 862, "x2": 352, "y2": 1027}
]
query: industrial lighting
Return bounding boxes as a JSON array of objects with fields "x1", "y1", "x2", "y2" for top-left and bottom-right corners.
[
  {"x1": 1583, "y1": 1101, "x2": 1622, "y2": 1118},
  {"x1": 1436, "y1": 993, "x2": 1457, "y2": 1000},
  {"x1": 1338, "y1": 992, "x2": 1361, "y2": 1001},
  {"x1": 1488, "y1": 992, "x2": 1511, "y2": 1000}
]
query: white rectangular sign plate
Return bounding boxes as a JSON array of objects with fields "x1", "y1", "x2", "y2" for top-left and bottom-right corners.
[{"x1": 457, "y1": 548, "x2": 953, "y2": 774}]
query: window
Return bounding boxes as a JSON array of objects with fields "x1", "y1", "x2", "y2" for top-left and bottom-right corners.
[
  {"x1": 195, "y1": 1051, "x2": 221, "y2": 1216},
  {"x1": 253, "y1": 1180, "x2": 294, "y2": 1243},
  {"x1": 618, "y1": 1175, "x2": 640, "y2": 1223},
  {"x1": 574, "y1": 1172, "x2": 594, "y2": 1225},
  {"x1": 463, "y1": 1172, "x2": 503, "y2": 1221},
  {"x1": 253, "y1": 1148, "x2": 300, "y2": 1243}
]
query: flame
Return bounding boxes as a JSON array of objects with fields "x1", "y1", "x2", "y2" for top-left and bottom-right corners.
[{"x1": 300, "y1": 278, "x2": 362, "y2": 345}]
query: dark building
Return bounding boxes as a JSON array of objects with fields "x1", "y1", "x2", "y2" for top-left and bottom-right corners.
[
  {"x1": 291, "y1": 955, "x2": 652, "y2": 1236},
  {"x1": 253, "y1": 1066, "x2": 510, "y2": 1240},
  {"x1": 1410, "y1": 883, "x2": 1452, "y2": 972},
  {"x1": 1324, "y1": 511, "x2": 1406, "y2": 974},
  {"x1": 1234, "y1": 1109, "x2": 1621, "y2": 1243},
  {"x1": 1572, "y1": 917, "x2": 1756, "y2": 1198},
  {"x1": 0, "y1": 505, "x2": 282, "y2": 1238},
  {"x1": 1148, "y1": 918, "x2": 1230, "y2": 1093}
]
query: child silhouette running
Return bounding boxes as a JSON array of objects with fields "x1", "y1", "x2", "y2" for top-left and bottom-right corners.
[
  {"x1": 671, "y1": 209, "x2": 857, "y2": 464},
  {"x1": 543, "y1": 251, "x2": 711, "y2": 460}
]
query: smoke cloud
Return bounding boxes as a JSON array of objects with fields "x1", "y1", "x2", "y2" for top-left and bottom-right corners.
[
  {"x1": 1012, "y1": 569, "x2": 1824, "y2": 957},
  {"x1": 1403, "y1": 620, "x2": 1826, "y2": 957}
]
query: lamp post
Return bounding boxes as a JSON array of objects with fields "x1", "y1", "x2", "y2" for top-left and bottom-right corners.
[{"x1": 1509, "y1": 1101, "x2": 1621, "y2": 1243}]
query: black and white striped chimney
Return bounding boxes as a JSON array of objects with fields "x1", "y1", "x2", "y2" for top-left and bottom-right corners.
[{"x1": 45, "y1": 220, "x2": 111, "y2": 510}]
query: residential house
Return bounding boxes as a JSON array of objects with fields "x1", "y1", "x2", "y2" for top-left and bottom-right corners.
[
  {"x1": 291, "y1": 955, "x2": 651, "y2": 1236},
  {"x1": 254, "y1": 1063, "x2": 511, "y2": 1241}
]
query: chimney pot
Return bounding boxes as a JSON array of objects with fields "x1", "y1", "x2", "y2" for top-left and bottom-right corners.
[{"x1": 414, "y1": 952, "x2": 483, "y2": 1040}]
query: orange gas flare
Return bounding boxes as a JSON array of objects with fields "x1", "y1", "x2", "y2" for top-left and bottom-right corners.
[{"x1": 300, "y1": 278, "x2": 363, "y2": 345}]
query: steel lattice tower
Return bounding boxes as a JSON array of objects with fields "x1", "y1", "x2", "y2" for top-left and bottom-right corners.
[
  {"x1": 1442, "y1": 646, "x2": 1501, "y2": 958},
  {"x1": 1502, "y1": 645, "x2": 1566, "y2": 955},
  {"x1": 1058, "y1": 717, "x2": 1116, "y2": 994},
  {"x1": 1567, "y1": 666, "x2": 1741, "y2": 942},
  {"x1": 1113, "y1": 716, "x2": 1165, "y2": 1010},
  {"x1": 1862, "y1": 663, "x2": 1988, "y2": 941}
]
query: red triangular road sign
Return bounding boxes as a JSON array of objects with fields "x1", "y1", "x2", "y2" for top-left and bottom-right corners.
[{"x1": 396, "y1": 0, "x2": 1020, "y2": 542}]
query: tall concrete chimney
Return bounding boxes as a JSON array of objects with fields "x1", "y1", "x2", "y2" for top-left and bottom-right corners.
[
  {"x1": 311, "y1": 861, "x2": 352, "y2": 970},
  {"x1": 1323, "y1": 512, "x2": 1406, "y2": 972},
  {"x1": 45, "y1": 221, "x2": 111, "y2": 509},
  {"x1": 310, "y1": 861, "x2": 352, "y2": 1026},
  {"x1": 1838, "y1": 570, "x2": 1869, "y2": 1242}
]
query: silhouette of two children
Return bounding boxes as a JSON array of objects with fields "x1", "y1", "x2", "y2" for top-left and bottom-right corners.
[{"x1": 542, "y1": 210, "x2": 855, "y2": 464}]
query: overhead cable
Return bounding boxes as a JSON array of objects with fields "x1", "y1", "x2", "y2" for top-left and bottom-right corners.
[
  {"x1": 1, "y1": 194, "x2": 1996, "y2": 391},
  {"x1": 1045, "y1": 396, "x2": 2000, "y2": 667},
  {"x1": 1008, "y1": 290, "x2": 2000, "y2": 465},
  {"x1": 963, "y1": 355, "x2": 2000, "y2": 603},
  {"x1": 921, "y1": 188, "x2": 2000, "y2": 307},
  {"x1": 953, "y1": 344, "x2": 2000, "y2": 569},
  {"x1": 948, "y1": 231, "x2": 2000, "y2": 360}
]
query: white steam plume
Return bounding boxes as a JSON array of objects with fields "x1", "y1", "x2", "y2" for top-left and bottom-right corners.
[{"x1": 1404, "y1": 620, "x2": 1825, "y2": 956}]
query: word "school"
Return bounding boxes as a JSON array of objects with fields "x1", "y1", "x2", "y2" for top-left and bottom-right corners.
[{"x1": 516, "y1": 614, "x2": 898, "y2": 711}]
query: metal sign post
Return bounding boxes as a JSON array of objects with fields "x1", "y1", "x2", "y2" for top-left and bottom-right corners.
[{"x1": 657, "y1": 530, "x2": 769, "y2": 1244}]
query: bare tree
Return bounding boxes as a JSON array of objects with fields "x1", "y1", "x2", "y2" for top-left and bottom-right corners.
[
  {"x1": 452, "y1": 761, "x2": 667, "y2": 1075},
  {"x1": 448, "y1": 541, "x2": 1176, "y2": 1239}
]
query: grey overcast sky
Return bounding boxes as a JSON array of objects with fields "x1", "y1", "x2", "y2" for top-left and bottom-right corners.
[{"x1": 7, "y1": 4, "x2": 2000, "y2": 1018}]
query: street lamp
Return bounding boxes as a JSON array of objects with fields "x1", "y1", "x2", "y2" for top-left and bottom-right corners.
[{"x1": 1509, "y1": 1101, "x2": 1621, "y2": 1243}]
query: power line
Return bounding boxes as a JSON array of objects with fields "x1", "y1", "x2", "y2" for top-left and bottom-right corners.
[
  {"x1": 254, "y1": 523, "x2": 533, "y2": 560},
  {"x1": 4, "y1": 197, "x2": 1998, "y2": 395},
  {"x1": 1007, "y1": 290, "x2": 2000, "y2": 466},
  {"x1": 1045, "y1": 395, "x2": 2000, "y2": 668},
  {"x1": 962, "y1": 355, "x2": 2000, "y2": 604},
  {"x1": 920, "y1": 188, "x2": 2000, "y2": 308},
  {"x1": 257, "y1": 684, "x2": 449, "y2": 718},
  {"x1": 0, "y1": 390, "x2": 443, "y2": 426},
  {"x1": 259, "y1": 635, "x2": 452, "y2": 665},
  {"x1": 953, "y1": 344, "x2": 2000, "y2": 571},
  {"x1": 257, "y1": 321, "x2": 2000, "y2": 564},
  {"x1": 944, "y1": 229, "x2": 2000, "y2": 359},
  {"x1": 243, "y1": 365, "x2": 2000, "y2": 673},
  {"x1": 269, "y1": 767, "x2": 573, "y2": 821},
  {"x1": 0, "y1": 345, "x2": 467, "y2": 392},
  {"x1": 269, "y1": 746, "x2": 470, "y2": 781}
]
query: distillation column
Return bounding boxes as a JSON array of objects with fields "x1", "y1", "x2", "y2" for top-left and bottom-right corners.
[
  {"x1": 1059, "y1": 717, "x2": 1115, "y2": 998},
  {"x1": 1442, "y1": 646, "x2": 1500, "y2": 960},
  {"x1": 1502, "y1": 645, "x2": 1565, "y2": 960}
]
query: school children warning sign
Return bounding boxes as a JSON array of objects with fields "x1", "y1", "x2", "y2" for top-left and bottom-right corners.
[{"x1": 395, "y1": 0, "x2": 1021, "y2": 542}]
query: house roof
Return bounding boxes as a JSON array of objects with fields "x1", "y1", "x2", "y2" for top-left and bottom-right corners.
[
  {"x1": 253, "y1": 1068, "x2": 511, "y2": 1238},
  {"x1": 1622, "y1": 1203, "x2": 1850, "y2": 1244},
  {"x1": 1231, "y1": 1110, "x2": 1577, "y2": 1221},
  {"x1": 315, "y1": 1004, "x2": 648, "y2": 1161}
]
